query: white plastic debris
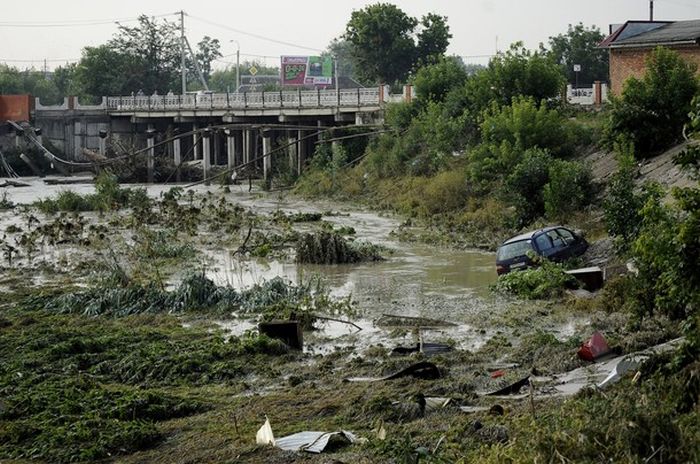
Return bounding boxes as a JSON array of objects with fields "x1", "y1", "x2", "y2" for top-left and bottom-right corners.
[{"x1": 255, "y1": 416, "x2": 275, "y2": 446}]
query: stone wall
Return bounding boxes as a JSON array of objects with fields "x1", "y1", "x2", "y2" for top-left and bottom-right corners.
[{"x1": 610, "y1": 44, "x2": 700, "y2": 95}]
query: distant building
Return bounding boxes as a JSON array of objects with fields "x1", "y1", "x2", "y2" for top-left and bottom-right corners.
[{"x1": 600, "y1": 19, "x2": 700, "y2": 94}]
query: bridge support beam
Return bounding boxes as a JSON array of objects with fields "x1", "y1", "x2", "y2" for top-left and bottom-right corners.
[
  {"x1": 146, "y1": 126, "x2": 155, "y2": 183},
  {"x1": 192, "y1": 123, "x2": 199, "y2": 160},
  {"x1": 297, "y1": 130, "x2": 305, "y2": 175},
  {"x1": 262, "y1": 131, "x2": 272, "y2": 182},
  {"x1": 173, "y1": 133, "x2": 181, "y2": 183},
  {"x1": 202, "y1": 128, "x2": 211, "y2": 184},
  {"x1": 288, "y1": 133, "x2": 297, "y2": 175},
  {"x1": 226, "y1": 131, "x2": 235, "y2": 170},
  {"x1": 213, "y1": 130, "x2": 221, "y2": 166}
]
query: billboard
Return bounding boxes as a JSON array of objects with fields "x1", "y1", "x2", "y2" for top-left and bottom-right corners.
[{"x1": 281, "y1": 56, "x2": 333, "y2": 86}]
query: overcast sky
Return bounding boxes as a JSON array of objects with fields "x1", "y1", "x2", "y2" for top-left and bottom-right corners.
[{"x1": 1, "y1": 0, "x2": 699, "y2": 71}]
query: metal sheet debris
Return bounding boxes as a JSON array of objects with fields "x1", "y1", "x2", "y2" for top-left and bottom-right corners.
[
  {"x1": 565, "y1": 266, "x2": 604, "y2": 291},
  {"x1": 391, "y1": 342, "x2": 453, "y2": 356},
  {"x1": 275, "y1": 430, "x2": 358, "y2": 453},
  {"x1": 539, "y1": 338, "x2": 683, "y2": 397},
  {"x1": 480, "y1": 376, "x2": 531, "y2": 396},
  {"x1": 344, "y1": 361, "x2": 440, "y2": 382}
]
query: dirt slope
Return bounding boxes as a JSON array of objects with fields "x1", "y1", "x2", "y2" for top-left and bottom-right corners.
[{"x1": 582, "y1": 141, "x2": 696, "y2": 189}]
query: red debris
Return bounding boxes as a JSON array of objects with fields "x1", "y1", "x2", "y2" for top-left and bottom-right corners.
[
  {"x1": 490, "y1": 370, "x2": 505, "y2": 379},
  {"x1": 577, "y1": 331, "x2": 611, "y2": 361}
]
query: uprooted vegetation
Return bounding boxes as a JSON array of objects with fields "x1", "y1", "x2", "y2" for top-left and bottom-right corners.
[
  {"x1": 295, "y1": 231, "x2": 386, "y2": 264},
  {"x1": 39, "y1": 271, "x2": 352, "y2": 326}
]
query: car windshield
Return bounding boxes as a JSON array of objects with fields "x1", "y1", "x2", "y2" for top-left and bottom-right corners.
[{"x1": 497, "y1": 240, "x2": 533, "y2": 261}]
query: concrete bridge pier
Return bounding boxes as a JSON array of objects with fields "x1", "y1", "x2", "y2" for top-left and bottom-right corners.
[
  {"x1": 146, "y1": 125, "x2": 155, "y2": 183},
  {"x1": 192, "y1": 123, "x2": 200, "y2": 160},
  {"x1": 213, "y1": 130, "x2": 221, "y2": 166},
  {"x1": 288, "y1": 131, "x2": 298, "y2": 176},
  {"x1": 297, "y1": 130, "x2": 305, "y2": 175},
  {"x1": 226, "y1": 130, "x2": 235, "y2": 170},
  {"x1": 173, "y1": 131, "x2": 182, "y2": 183},
  {"x1": 202, "y1": 128, "x2": 211, "y2": 183},
  {"x1": 262, "y1": 131, "x2": 272, "y2": 181}
]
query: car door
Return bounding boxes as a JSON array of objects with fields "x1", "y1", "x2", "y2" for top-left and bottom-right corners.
[
  {"x1": 533, "y1": 232, "x2": 556, "y2": 259},
  {"x1": 544, "y1": 229, "x2": 570, "y2": 261},
  {"x1": 556, "y1": 227, "x2": 587, "y2": 258}
]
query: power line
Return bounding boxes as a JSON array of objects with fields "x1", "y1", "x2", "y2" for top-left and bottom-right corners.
[
  {"x1": 187, "y1": 14, "x2": 323, "y2": 53},
  {"x1": 0, "y1": 58, "x2": 78, "y2": 63},
  {"x1": 0, "y1": 13, "x2": 174, "y2": 28}
]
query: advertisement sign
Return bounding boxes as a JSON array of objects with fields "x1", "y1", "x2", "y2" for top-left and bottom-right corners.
[{"x1": 281, "y1": 56, "x2": 333, "y2": 86}]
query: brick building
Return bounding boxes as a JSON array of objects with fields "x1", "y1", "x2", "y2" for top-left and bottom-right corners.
[{"x1": 601, "y1": 19, "x2": 700, "y2": 95}]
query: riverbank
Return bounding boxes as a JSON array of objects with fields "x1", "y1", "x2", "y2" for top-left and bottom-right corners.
[{"x1": 0, "y1": 178, "x2": 695, "y2": 463}]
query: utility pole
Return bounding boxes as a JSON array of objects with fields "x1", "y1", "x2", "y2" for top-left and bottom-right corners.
[
  {"x1": 230, "y1": 40, "x2": 240, "y2": 92},
  {"x1": 650, "y1": 1, "x2": 654, "y2": 21},
  {"x1": 180, "y1": 10, "x2": 186, "y2": 95}
]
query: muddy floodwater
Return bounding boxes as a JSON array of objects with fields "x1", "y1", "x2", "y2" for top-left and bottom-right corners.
[{"x1": 2, "y1": 178, "x2": 504, "y2": 353}]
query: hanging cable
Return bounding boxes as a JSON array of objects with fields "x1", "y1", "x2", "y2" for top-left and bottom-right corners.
[{"x1": 187, "y1": 14, "x2": 323, "y2": 53}]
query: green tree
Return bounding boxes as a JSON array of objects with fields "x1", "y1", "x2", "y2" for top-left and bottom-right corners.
[
  {"x1": 416, "y1": 13, "x2": 452, "y2": 67},
  {"x1": 547, "y1": 23, "x2": 609, "y2": 86},
  {"x1": 412, "y1": 56, "x2": 468, "y2": 103},
  {"x1": 605, "y1": 46, "x2": 699, "y2": 156},
  {"x1": 480, "y1": 96, "x2": 576, "y2": 157},
  {"x1": 463, "y1": 42, "x2": 565, "y2": 115},
  {"x1": 73, "y1": 45, "x2": 144, "y2": 97},
  {"x1": 324, "y1": 38, "x2": 356, "y2": 80},
  {"x1": 194, "y1": 36, "x2": 222, "y2": 81},
  {"x1": 343, "y1": 3, "x2": 450, "y2": 85},
  {"x1": 52, "y1": 64, "x2": 78, "y2": 99},
  {"x1": 209, "y1": 61, "x2": 279, "y2": 92},
  {"x1": 0, "y1": 64, "x2": 64, "y2": 104},
  {"x1": 108, "y1": 15, "x2": 181, "y2": 93},
  {"x1": 543, "y1": 159, "x2": 594, "y2": 221}
]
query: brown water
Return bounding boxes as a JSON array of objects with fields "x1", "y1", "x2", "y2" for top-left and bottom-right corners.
[{"x1": 2, "y1": 177, "x2": 500, "y2": 352}]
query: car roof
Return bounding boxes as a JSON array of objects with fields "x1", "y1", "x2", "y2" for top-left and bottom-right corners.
[{"x1": 501, "y1": 226, "x2": 562, "y2": 245}]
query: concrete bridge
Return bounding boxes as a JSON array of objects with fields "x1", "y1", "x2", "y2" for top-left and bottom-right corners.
[{"x1": 30, "y1": 86, "x2": 410, "y2": 181}]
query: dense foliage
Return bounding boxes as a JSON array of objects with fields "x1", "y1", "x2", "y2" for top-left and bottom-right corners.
[
  {"x1": 343, "y1": 3, "x2": 451, "y2": 85},
  {"x1": 546, "y1": 23, "x2": 609, "y2": 85},
  {"x1": 605, "y1": 47, "x2": 699, "y2": 157}
]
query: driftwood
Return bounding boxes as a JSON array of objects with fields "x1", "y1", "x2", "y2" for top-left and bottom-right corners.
[
  {"x1": 377, "y1": 313, "x2": 457, "y2": 327},
  {"x1": 311, "y1": 314, "x2": 362, "y2": 331}
]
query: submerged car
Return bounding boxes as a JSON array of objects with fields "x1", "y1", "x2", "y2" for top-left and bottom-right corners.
[{"x1": 496, "y1": 226, "x2": 588, "y2": 275}]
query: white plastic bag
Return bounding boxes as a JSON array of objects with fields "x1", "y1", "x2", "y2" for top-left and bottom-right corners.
[{"x1": 255, "y1": 416, "x2": 275, "y2": 446}]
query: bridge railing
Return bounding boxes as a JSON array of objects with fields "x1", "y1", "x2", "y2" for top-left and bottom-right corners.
[{"x1": 102, "y1": 87, "x2": 383, "y2": 111}]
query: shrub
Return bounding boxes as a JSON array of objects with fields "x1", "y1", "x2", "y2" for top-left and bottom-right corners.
[
  {"x1": 481, "y1": 96, "x2": 577, "y2": 157},
  {"x1": 385, "y1": 101, "x2": 419, "y2": 130},
  {"x1": 412, "y1": 56, "x2": 469, "y2": 104},
  {"x1": 464, "y1": 42, "x2": 565, "y2": 112},
  {"x1": 603, "y1": 138, "x2": 658, "y2": 252},
  {"x1": 491, "y1": 259, "x2": 577, "y2": 299},
  {"x1": 503, "y1": 148, "x2": 552, "y2": 224},
  {"x1": 605, "y1": 46, "x2": 699, "y2": 157},
  {"x1": 419, "y1": 169, "x2": 469, "y2": 214},
  {"x1": 35, "y1": 171, "x2": 152, "y2": 214},
  {"x1": 543, "y1": 159, "x2": 595, "y2": 221}
]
